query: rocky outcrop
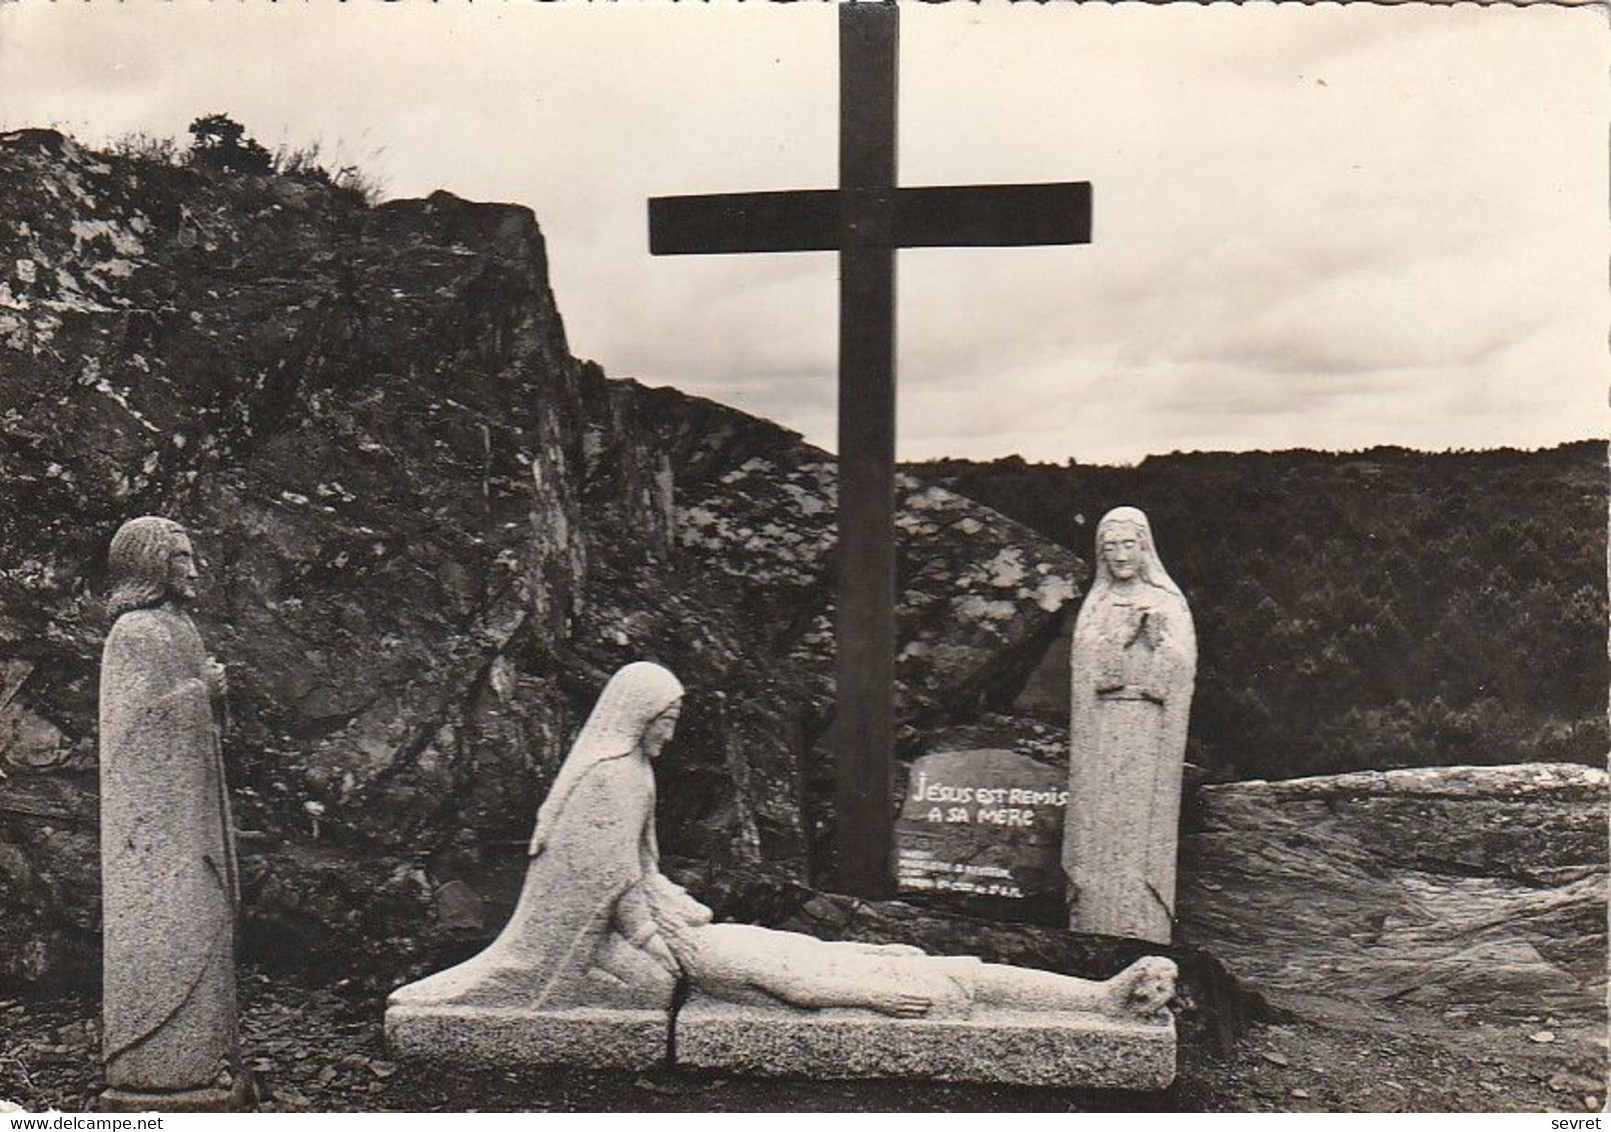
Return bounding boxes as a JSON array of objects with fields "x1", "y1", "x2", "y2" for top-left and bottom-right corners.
[
  {"x1": 1177, "y1": 764, "x2": 1608, "y2": 1032},
  {"x1": 0, "y1": 130, "x2": 1081, "y2": 986},
  {"x1": 637, "y1": 385, "x2": 1083, "y2": 866}
]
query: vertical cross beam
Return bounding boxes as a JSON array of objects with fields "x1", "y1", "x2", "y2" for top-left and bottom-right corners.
[
  {"x1": 647, "y1": 0, "x2": 1090, "y2": 900},
  {"x1": 834, "y1": 1, "x2": 899, "y2": 898}
]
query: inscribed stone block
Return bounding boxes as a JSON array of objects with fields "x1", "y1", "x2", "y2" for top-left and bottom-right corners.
[{"x1": 896, "y1": 748, "x2": 1067, "y2": 920}]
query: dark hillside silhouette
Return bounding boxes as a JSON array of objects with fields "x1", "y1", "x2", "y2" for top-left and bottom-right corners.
[{"x1": 918, "y1": 443, "x2": 1608, "y2": 780}]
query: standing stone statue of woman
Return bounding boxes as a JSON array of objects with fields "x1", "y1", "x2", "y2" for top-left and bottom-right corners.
[
  {"x1": 99, "y1": 517, "x2": 244, "y2": 1111},
  {"x1": 1062, "y1": 507, "x2": 1197, "y2": 944}
]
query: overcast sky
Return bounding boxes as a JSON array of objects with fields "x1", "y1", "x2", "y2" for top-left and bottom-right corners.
[{"x1": 2, "y1": 2, "x2": 1605, "y2": 463}]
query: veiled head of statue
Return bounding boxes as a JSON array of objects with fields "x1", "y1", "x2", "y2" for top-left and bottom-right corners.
[
  {"x1": 585, "y1": 661, "x2": 685, "y2": 761},
  {"x1": 1093, "y1": 507, "x2": 1179, "y2": 595},
  {"x1": 107, "y1": 516, "x2": 197, "y2": 618},
  {"x1": 527, "y1": 661, "x2": 685, "y2": 856}
]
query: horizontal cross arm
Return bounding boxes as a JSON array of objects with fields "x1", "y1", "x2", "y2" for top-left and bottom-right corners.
[
  {"x1": 649, "y1": 182, "x2": 1092, "y2": 256},
  {"x1": 894, "y1": 182, "x2": 1091, "y2": 248},
  {"x1": 649, "y1": 190, "x2": 841, "y2": 255}
]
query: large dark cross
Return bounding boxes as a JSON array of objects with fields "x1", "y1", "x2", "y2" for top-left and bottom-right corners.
[{"x1": 648, "y1": 1, "x2": 1092, "y2": 898}]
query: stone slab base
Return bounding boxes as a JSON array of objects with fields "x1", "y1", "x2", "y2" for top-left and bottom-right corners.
[
  {"x1": 385, "y1": 1004, "x2": 668, "y2": 1071},
  {"x1": 675, "y1": 997, "x2": 1177, "y2": 1091},
  {"x1": 98, "y1": 1075, "x2": 252, "y2": 1112}
]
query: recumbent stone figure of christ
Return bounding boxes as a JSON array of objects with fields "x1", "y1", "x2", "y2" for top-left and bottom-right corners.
[{"x1": 390, "y1": 661, "x2": 1177, "y2": 1024}]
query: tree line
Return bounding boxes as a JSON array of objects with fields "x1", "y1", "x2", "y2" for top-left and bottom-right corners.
[{"x1": 920, "y1": 443, "x2": 1607, "y2": 781}]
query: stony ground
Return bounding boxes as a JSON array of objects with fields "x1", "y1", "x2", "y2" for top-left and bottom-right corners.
[{"x1": 1, "y1": 973, "x2": 1602, "y2": 1113}]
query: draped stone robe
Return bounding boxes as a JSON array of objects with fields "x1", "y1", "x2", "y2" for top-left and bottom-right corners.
[
  {"x1": 387, "y1": 659, "x2": 688, "y2": 1015},
  {"x1": 389, "y1": 750, "x2": 678, "y2": 1012},
  {"x1": 99, "y1": 604, "x2": 239, "y2": 1093},
  {"x1": 1062, "y1": 581, "x2": 1195, "y2": 943}
]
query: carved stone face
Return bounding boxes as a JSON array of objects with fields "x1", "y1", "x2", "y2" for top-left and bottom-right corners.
[
  {"x1": 1127, "y1": 957, "x2": 1177, "y2": 1014},
  {"x1": 641, "y1": 701, "x2": 682, "y2": 760},
  {"x1": 167, "y1": 535, "x2": 200, "y2": 604},
  {"x1": 1100, "y1": 527, "x2": 1143, "y2": 582}
]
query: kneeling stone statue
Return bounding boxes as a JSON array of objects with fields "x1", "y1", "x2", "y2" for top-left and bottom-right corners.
[{"x1": 387, "y1": 662, "x2": 1178, "y2": 1088}]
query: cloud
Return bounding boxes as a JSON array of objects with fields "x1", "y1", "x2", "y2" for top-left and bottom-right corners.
[{"x1": 0, "y1": 2, "x2": 1603, "y2": 462}]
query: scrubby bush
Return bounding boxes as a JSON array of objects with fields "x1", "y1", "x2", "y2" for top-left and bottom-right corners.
[
  {"x1": 187, "y1": 113, "x2": 274, "y2": 175},
  {"x1": 109, "y1": 131, "x2": 183, "y2": 166}
]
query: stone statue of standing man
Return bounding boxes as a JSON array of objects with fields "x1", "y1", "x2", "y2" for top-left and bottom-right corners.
[
  {"x1": 1062, "y1": 507, "x2": 1196, "y2": 944},
  {"x1": 99, "y1": 517, "x2": 246, "y2": 1111}
]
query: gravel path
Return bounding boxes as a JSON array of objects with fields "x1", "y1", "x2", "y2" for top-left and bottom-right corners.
[{"x1": 1, "y1": 974, "x2": 1602, "y2": 1113}]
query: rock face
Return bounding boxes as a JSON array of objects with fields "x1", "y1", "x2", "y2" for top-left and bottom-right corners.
[
  {"x1": 1177, "y1": 764, "x2": 1608, "y2": 1031},
  {"x1": 624, "y1": 384, "x2": 1084, "y2": 875},
  {"x1": 0, "y1": 130, "x2": 1081, "y2": 987}
]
